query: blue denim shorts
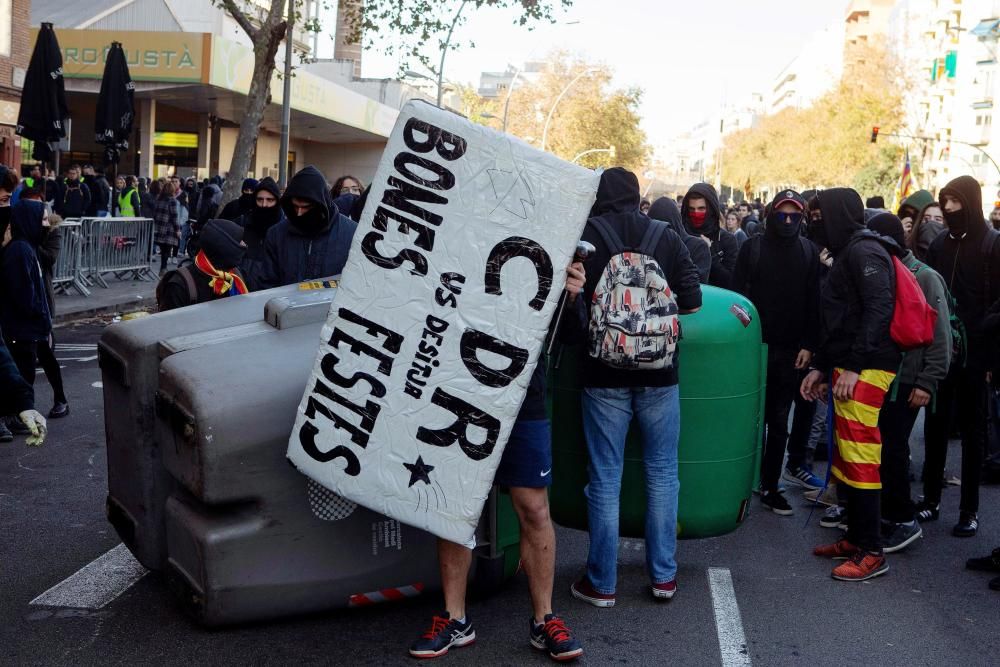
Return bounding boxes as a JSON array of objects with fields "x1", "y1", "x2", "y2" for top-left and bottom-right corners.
[{"x1": 494, "y1": 419, "x2": 552, "y2": 489}]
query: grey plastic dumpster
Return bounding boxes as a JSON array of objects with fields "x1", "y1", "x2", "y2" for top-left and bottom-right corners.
[
  {"x1": 104, "y1": 282, "x2": 520, "y2": 626},
  {"x1": 99, "y1": 283, "x2": 340, "y2": 571}
]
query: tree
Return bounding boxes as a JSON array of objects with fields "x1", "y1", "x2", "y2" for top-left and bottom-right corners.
[
  {"x1": 717, "y1": 44, "x2": 907, "y2": 200},
  {"x1": 341, "y1": 0, "x2": 572, "y2": 77},
  {"x1": 465, "y1": 52, "x2": 649, "y2": 170},
  {"x1": 217, "y1": 0, "x2": 289, "y2": 203}
]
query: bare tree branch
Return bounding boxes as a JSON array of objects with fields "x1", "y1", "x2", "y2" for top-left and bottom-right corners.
[{"x1": 219, "y1": 0, "x2": 259, "y2": 40}]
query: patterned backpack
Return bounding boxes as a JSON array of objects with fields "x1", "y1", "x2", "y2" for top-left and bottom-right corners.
[{"x1": 587, "y1": 217, "x2": 680, "y2": 370}]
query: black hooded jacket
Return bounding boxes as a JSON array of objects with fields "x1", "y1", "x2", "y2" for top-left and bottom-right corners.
[
  {"x1": 732, "y1": 211, "x2": 820, "y2": 351},
  {"x1": 812, "y1": 188, "x2": 900, "y2": 374},
  {"x1": 579, "y1": 168, "x2": 703, "y2": 388},
  {"x1": 0, "y1": 200, "x2": 52, "y2": 341},
  {"x1": 648, "y1": 196, "x2": 711, "y2": 284},
  {"x1": 254, "y1": 166, "x2": 358, "y2": 290},
  {"x1": 926, "y1": 175, "x2": 1000, "y2": 369},
  {"x1": 681, "y1": 183, "x2": 738, "y2": 289},
  {"x1": 158, "y1": 219, "x2": 248, "y2": 311}
]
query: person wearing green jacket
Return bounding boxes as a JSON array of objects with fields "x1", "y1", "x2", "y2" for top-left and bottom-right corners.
[{"x1": 867, "y1": 213, "x2": 952, "y2": 553}]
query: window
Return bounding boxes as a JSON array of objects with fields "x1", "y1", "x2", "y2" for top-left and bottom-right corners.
[{"x1": 0, "y1": 0, "x2": 11, "y2": 57}]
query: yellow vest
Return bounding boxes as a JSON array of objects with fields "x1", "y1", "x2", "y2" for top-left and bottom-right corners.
[{"x1": 118, "y1": 188, "x2": 137, "y2": 217}]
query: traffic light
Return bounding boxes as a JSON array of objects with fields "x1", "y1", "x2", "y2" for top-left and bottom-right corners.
[{"x1": 871, "y1": 126, "x2": 880, "y2": 143}]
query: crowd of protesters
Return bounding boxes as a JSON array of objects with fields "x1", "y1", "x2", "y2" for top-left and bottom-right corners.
[{"x1": 4, "y1": 157, "x2": 1000, "y2": 662}]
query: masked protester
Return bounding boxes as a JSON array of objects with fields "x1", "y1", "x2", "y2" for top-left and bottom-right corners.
[
  {"x1": 648, "y1": 196, "x2": 711, "y2": 284},
  {"x1": 867, "y1": 213, "x2": 951, "y2": 553},
  {"x1": 896, "y1": 189, "x2": 933, "y2": 240},
  {"x1": 255, "y1": 166, "x2": 358, "y2": 289},
  {"x1": 680, "y1": 183, "x2": 738, "y2": 289},
  {"x1": 156, "y1": 219, "x2": 249, "y2": 311},
  {"x1": 219, "y1": 178, "x2": 259, "y2": 221},
  {"x1": 908, "y1": 201, "x2": 945, "y2": 261},
  {"x1": 237, "y1": 177, "x2": 284, "y2": 288},
  {"x1": 733, "y1": 190, "x2": 822, "y2": 515},
  {"x1": 800, "y1": 187, "x2": 900, "y2": 582},
  {"x1": 921, "y1": 175, "x2": 1000, "y2": 538}
]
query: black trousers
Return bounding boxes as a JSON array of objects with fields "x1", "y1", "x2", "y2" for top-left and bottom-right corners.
[
  {"x1": 36, "y1": 333, "x2": 66, "y2": 405},
  {"x1": 158, "y1": 243, "x2": 173, "y2": 272},
  {"x1": 761, "y1": 347, "x2": 799, "y2": 492},
  {"x1": 878, "y1": 383, "x2": 920, "y2": 523},
  {"x1": 6, "y1": 339, "x2": 38, "y2": 386},
  {"x1": 923, "y1": 365, "x2": 988, "y2": 514},
  {"x1": 788, "y1": 387, "x2": 817, "y2": 469},
  {"x1": 845, "y1": 485, "x2": 882, "y2": 553}
]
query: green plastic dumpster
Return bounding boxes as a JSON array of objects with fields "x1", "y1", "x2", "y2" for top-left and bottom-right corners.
[{"x1": 549, "y1": 285, "x2": 767, "y2": 539}]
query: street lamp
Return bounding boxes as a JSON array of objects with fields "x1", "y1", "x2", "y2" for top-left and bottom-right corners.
[
  {"x1": 436, "y1": 0, "x2": 470, "y2": 107},
  {"x1": 541, "y1": 68, "x2": 598, "y2": 152},
  {"x1": 572, "y1": 146, "x2": 615, "y2": 164},
  {"x1": 500, "y1": 20, "x2": 581, "y2": 131}
]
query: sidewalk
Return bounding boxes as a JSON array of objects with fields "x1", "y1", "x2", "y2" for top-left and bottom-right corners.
[{"x1": 53, "y1": 260, "x2": 160, "y2": 325}]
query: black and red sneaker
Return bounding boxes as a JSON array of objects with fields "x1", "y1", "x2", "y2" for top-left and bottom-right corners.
[
  {"x1": 408, "y1": 612, "x2": 475, "y2": 659},
  {"x1": 530, "y1": 614, "x2": 583, "y2": 662}
]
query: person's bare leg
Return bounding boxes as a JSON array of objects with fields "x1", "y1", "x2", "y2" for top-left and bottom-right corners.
[
  {"x1": 438, "y1": 538, "x2": 472, "y2": 619},
  {"x1": 510, "y1": 486, "x2": 555, "y2": 622}
]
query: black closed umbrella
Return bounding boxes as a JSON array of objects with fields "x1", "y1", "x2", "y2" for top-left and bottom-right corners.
[
  {"x1": 15, "y1": 22, "x2": 70, "y2": 164},
  {"x1": 95, "y1": 42, "x2": 135, "y2": 215}
]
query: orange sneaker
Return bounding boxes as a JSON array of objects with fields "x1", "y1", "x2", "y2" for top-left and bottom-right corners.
[
  {"x1": 831, "y1": 551, "x2": 889, "y2": 581},
  {"x1": 813, "y1": 539, "x2": 860, "y2": 560}
]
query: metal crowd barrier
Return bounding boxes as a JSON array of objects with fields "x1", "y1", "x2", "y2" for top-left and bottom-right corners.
[
  {"x1": 78, "y1": 217, "x2": 158, "y2": 288},
  {"x1": 52, "y1": 217, "x2": 158, "y2": 297},
  {"x1": 51, "y1": 220, "x2": 91, "y2": 297}
]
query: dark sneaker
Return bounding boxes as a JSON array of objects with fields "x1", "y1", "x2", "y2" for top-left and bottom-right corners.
[
  {"x1": 782, "y1": 465, "x2": 823, "y2": 490},
  {"x1": 882, "y1": 521, "x2": 923, "y2": 554},
  {"x1": 530, "y1": 614, "x2": 583, "y2": 662},
  {"x1": 819, "y1": 505, "x2": 847, "y2": 529},
  {"x1": 570, "y1": 577, "x2": 615, "y2": 608},
  {"x1": 48, "y1": 402, "x2": 70, "y2": 419},
  {"x1": 760, "y1": 491, "x2": 793, "y2": 516},
  {"x1": 813, "y1": 538, "x2": 860, "y2": 560},
  {"x1": 6, "y1": 416, "x2": 30, "y2": 436},
  {"x1": 953, "y1": 512, "x2": 979, "y2": 537},
  {"x1": 0, "y1": 419, "x2": 11, "y2": 443},
  {"x1": 409, "y1": 612, "x2": 475, "y2": 659},
  {"x1": 915, "y1": 501, "x2": 939, "y2": 523},
  {"x1": 651, "y1": 579, "x2": 677, "y2": 600},
  {"x1": 966, "y1": 548, "x2": 1000, "y2": 572},
  {"x1": 831, "y1": 551, "x2": 889, "y2": 582}
]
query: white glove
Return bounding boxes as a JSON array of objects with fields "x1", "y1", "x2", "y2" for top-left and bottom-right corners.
[{"x1": 19, "y1": 410, "x2": 47, "y2": 447}]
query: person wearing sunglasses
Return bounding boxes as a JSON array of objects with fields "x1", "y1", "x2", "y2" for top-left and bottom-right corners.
[{"x1": 733, "y1": 190, "x2": 822, "y2": 516}]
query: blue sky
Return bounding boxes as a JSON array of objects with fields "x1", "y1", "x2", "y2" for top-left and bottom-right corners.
[{"x1": 356, "y1": 0, "x2": 850, "y2": 147}]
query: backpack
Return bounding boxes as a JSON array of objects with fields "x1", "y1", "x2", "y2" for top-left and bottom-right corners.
[
  {"x1": 586, "y1": 218, "x2": 681, "y2": 370},
  {"x1": 155, "y1": 265, "x2": 198, "y2": 311},
  {"x1": 889, "y1": 255, "x2": 937, "y2": 350}
]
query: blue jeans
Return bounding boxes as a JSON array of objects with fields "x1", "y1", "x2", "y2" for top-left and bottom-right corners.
[{"x1": 582, "y1": 385, "x2": 680, "y2": 594}]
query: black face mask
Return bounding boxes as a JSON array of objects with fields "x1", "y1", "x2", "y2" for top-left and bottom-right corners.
[
  {"x1": 253, "y1": 204, "x2": 282, "y2": 228},
  {"x1": 944, "y1": 207, "x2": 968, "y2": 237},
  {"x1": 768, "y1": 211, "x2": 803, "y2": 239},
  {"x1": 808, "y1": 219, "x2": 829, "y2": 250},
  {"x1": 291, "y1": 207, "x2": 328, "y2": 235},
  {"x1": 0, "y1": 206, "x2": 10, "y2": 242}
]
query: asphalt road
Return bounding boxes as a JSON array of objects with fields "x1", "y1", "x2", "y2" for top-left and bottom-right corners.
[{"x1": 2, "y1": 320, "x2": 1000, "y2": 666}]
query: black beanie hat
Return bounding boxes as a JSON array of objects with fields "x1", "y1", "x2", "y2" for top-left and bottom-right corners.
[{"x1": 867, "y1": 211, "x2": 906, "y2": 249}]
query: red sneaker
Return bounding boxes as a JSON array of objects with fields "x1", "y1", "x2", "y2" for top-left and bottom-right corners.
[
  {"x1": 651, "y1": 579, "x2": 677, "y2": 600},
  {"x1": 813, "y1": 538, "x2": 861, "y2": 560},
  {"x1": 570, "y1": 577, "x2": 615, "y2": 608},
  {"x1": 831, "y1": 551, "x2": 889, "y2": 582}
]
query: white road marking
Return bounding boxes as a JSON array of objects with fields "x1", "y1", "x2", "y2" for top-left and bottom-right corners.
[
  {"x1": 30, "y1": 544, "x2": 147, "y2": 610},
  {"x1": 708, "y1": 567, "x2": 752, "y2": 667},
  {"x1": 91, "y1": 381, "x2": 103, "y2": 389},
  {"x1": 57, "y1": 355, "x2": 98, "y2": 362}
]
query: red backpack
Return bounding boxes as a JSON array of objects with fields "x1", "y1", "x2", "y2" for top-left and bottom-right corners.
[{"x1": 889, "y1": 256, "x2": 937, "y2": 350}]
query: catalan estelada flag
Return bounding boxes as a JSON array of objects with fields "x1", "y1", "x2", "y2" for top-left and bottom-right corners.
[
  {"x1": 829, "y1": 368, "x2": 896, "y2": 490},
  {"x1": 890, "y1": 149, "x2": 917, "y2": 212}
]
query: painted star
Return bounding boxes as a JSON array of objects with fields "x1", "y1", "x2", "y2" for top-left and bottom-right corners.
[{"x1": 404, "y1": 456, "x2": 435, "y2": 487}]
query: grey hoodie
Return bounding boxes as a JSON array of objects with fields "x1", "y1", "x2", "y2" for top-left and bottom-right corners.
[{"x1": 898, "y1": 250, "x2": 952, "y2": 394}]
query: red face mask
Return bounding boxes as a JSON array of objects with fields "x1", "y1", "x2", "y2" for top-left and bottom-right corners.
[{"x1": 689, "y1": 210, "x2": 707, "y2": 228}]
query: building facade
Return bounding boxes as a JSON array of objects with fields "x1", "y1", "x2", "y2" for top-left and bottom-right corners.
[
  {"x1": 1, "y1": 0, "x2": 30, "y2": 170},
  {"x1": 27, "y1": 0, "x2": 401, "y2": 186}
]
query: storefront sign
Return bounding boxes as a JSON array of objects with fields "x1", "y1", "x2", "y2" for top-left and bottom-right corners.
[{"x1": 287, "y1": 101, "x2": 598, "y2": 545}]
